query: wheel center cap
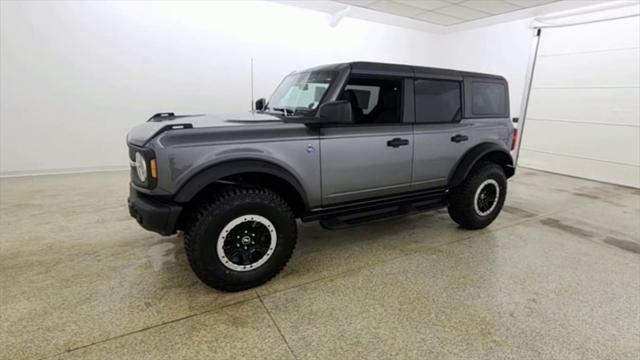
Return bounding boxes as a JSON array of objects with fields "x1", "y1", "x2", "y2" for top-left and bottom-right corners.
[{"x1": 241, "y1": 236, "x2": 252, "y2": 245}]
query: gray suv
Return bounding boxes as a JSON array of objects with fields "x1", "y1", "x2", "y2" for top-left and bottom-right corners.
[{"x1": 127, "y1": 62, "x2": 516, "y2": 291}]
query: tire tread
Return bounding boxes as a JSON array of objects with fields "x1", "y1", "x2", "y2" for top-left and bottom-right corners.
[
  {"x1": 184, "y1": 187, "x2": 296, "y2": 291},
  {"x1": 448, "y1": 161, "x2": 506, "y2": 230}
]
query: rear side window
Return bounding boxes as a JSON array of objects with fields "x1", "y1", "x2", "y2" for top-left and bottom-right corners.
[
  {"x1": 471, "y1": 82, "x2": 507, "y2": 116},
  {"x1": 414, "y1": 79, "x2": 461, "y2": 123}
]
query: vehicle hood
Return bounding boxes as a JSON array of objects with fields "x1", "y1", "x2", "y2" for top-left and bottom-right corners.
[{"x1": 126, "y1": 112, "x2": 285, "y2": 147}]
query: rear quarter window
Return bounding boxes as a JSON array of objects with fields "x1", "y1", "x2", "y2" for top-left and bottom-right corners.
[{"x1": 470, "y1": 81, "x2": 507, "y2": 116}]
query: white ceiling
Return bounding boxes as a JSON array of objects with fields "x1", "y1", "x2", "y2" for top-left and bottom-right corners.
[{"x1": 334, "y1": 0, "x2": 561, "y2": 26}]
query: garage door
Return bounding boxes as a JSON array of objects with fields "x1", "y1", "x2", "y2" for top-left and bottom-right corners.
[{"x1": 518, "y1": 15, "x2": 640, "y2": 188}]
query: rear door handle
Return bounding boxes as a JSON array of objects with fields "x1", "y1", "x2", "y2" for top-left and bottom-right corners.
[
  {"x1": 450, "y1": 134, "x2": 469, "y2": 143},
  {"x1": 387, "y1": 138, "x2": 410, "y2": 148}
]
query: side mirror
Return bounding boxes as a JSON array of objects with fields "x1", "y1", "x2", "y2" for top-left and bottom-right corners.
[
  {"x1": 255, "y1": 98, "x2": 266, "y2": 111},
  {"x1": 318, "y1": 100, "x2": 352, "y2": 124}
]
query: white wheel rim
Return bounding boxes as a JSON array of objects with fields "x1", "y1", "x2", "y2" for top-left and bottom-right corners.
[
  {"x1": 473, "y1": 179, "x2": 500, "y2": 216},
  {"x1": 216, "y1": 215, "x2": 277, "y2": 272}
]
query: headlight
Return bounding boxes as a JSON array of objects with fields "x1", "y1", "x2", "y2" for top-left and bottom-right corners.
[
  {"x1": 135, "y1": 152, "x2": 147, "y2": 182},
  {"x1": 128, "y1": 145, "x2": 157, "y2": 189}
]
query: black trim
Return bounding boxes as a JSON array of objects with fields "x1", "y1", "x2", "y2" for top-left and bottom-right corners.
[
  {"x1": 173, "y1": 159, "x2": 309, "y2": 208},
  {"x1": 387, "y1": 137, "x2": 410, "y2": 147},
  {"x1": 350, "y1": 62, "x2": 413, "y2": 77},
  {"x1": 450, "y1": 134, "x2": 469, "y2": 143},
  {"x1": 319, "y1": 198, "x2": 446, "y2": 229},
  {"x1": 403, "y1": 78, "x2": 415, "y2": 124},
  {"x1": 128, "y1": 186, "x2": 182, "y2": 236},
  {"x1": 448, "y1": 143, "x2": 514, "y2": 188},
  {"x1": 303, "y1": 62, "x2": 505, "y2": 82},
  {"x1": 302, "y1": 186, "x2": 447, "y2": 221},
  {"x1": 147, "y1": 112, "x2": 175, "y2": 121},
  {"x1": 145, "y1": 124, "x2": 194, "y2": 146}
]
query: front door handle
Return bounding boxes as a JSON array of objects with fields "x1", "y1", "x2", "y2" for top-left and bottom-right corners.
[
  {"x1": 450, "y1": 134, "x2": 469, "y2": 143},
  {"x1": 387, "y1": 138, "x2": 410, "y2": 148}
]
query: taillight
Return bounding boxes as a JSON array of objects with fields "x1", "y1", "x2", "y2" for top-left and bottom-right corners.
[{"x1": 511, "y1": 128, "x2": 518, "y2": 151}]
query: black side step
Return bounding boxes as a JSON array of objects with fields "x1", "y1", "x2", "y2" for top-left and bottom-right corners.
[
  {"x1": 318, "y1": 197, "x2": 447, "y2": 230},
  {"x1": 303, "y1": 187, "x2": 447, "y2": 222}
]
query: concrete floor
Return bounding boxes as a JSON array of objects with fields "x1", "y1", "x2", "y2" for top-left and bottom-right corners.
[{"x1": 0, "y1": 168, "x2": 639, "y2": 360}]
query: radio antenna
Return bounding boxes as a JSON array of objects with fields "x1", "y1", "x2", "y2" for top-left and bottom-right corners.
[{"x1": 250, "y1": 58, "x2": 255, "y2": 113}]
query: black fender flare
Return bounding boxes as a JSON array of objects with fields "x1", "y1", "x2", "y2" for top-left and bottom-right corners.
[
  {"x1": 448, "y1": 143, "x2": 514, "y2": 188},
  {"x1": 173, "y1": 159, "x2": 309, "y2": 208}
]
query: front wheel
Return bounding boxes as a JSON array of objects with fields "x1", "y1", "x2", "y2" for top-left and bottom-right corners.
[
  {"x1": 448, "y1": 162, "x2": 507, "y2": 229},
  {"x1": 184, "y1": 187, "x2": 297, "y2": 291}
]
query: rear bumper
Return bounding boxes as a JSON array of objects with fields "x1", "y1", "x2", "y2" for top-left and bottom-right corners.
[{"x1": 128, "y1": 186, "x2": 182, "y2": 236}]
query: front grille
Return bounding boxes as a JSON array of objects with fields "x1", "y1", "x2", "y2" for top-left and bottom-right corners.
[{"x1": 128, "y1": 145, "x2": 137, "y2": 162}]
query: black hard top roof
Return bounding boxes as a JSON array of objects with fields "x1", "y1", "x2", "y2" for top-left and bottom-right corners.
[{"x1": 300, "y1": 61, "x2": 505, "y2": 81}]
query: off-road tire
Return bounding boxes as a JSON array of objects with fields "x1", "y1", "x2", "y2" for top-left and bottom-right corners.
[
  {"x1": 448, "y1": 162, "x2": 507, "y2": 230},
  {"x1": 184, "y1": 187, "x2": 297, "y2": 291}
]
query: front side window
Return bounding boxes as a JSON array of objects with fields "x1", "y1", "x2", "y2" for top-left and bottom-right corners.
[
  {"x1": 266, "y1": 71, "x2": 336, "y2": 115},
  {"x1": 340, "y1": 77, "x2": 402, "y2": 124},
  {"x1": 415, "y1": 79, "x2": 461, "y2": 123},
  {"x1": 343, "y1": 85, "x2": 380, "y2": 114},
  {"x1": 471, "y1": 82, "x2": 507, "y2": 116}
]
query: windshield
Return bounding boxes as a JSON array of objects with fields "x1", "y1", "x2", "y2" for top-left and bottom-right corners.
[{"x1": 265, "y1": 70, "x2": 336, "y2": 116}]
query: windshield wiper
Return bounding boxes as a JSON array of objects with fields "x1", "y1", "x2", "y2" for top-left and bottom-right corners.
[{"x1": 273, "y1": 107, "x2": 293, "y2": 117}]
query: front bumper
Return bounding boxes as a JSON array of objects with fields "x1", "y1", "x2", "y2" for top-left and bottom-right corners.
[{"x1": 128, "y1": 186, "x2": 182, "y2": 236}]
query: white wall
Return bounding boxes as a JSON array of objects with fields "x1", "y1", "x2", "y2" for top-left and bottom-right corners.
[
  {"x1": 1, "y1": 0, "x2": 441, "y2": 175},
  {"x1": 0, "y1": 1, "x2": 560, "y2": 177},
  {"x1": 433, "y1": 18, "x2": 535, "y2": 119}
]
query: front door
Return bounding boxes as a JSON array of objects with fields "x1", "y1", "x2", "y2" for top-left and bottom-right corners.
[{"x1": 320, "y1": 77, "x2": 413, "y2": 205}]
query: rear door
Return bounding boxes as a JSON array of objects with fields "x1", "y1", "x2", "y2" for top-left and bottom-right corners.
[
  {"x1": 320, "y1": 77, "x2": 413, "y2": 205},
  {"x1": 412, "y1": 76, "x2": 511, "y2": 189},
  {"x1": 411, "y1": 77, "x2": 471, "y2": 189}
]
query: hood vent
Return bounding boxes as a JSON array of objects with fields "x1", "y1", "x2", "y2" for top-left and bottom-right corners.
[{"x1": 147, "y1": 112, "x2": 203, "y2": 122}]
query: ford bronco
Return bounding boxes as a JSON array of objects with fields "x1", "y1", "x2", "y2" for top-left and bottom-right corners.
[{"x1": 127, "y1": 62, "x2": 516, "y2": 291}]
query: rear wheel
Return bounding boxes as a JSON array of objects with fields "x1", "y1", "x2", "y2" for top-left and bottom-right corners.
[
  {"x1": 184, "y1": 187, "x2": 297, "y2": 291},
  {"x1": 448, "y1": 162, "x2": 507, "y2": 229}
]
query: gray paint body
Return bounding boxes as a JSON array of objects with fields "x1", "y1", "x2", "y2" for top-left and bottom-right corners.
[{"x1": 127, "y1": 62, "x2": 514, "y2": 212}]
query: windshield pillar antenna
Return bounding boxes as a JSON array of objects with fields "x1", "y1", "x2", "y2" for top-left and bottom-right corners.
[{"x1": 250, "y1": 58, "x2": 255, "y2": 113}]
